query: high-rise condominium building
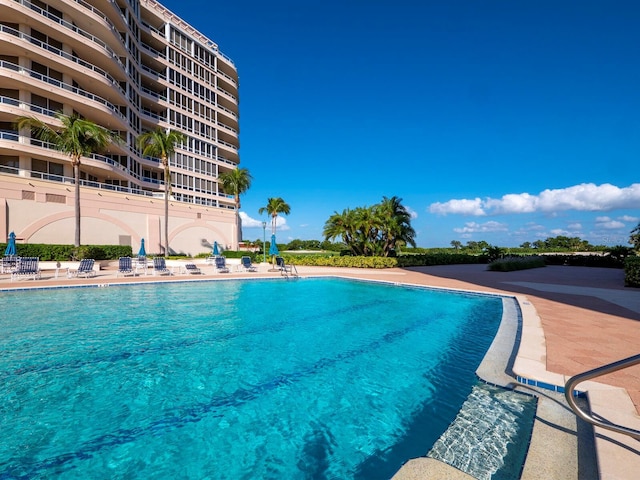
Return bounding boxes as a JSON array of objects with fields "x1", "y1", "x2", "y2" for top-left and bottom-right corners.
[{"x1": 0, "y1": 0, "x2": 241, "y2": 255}]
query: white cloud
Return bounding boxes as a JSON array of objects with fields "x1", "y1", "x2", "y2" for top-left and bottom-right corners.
[
  {"x1": 550, "y1": 228, "x2": 574, "y2": 236},
  {"x1": 453, "y1": 221, "x2": 508, "y2": 234},
  {"x1": 239, "y1": 212, "x2": 263, "y2": 228},
  {"x1": 275, "y1": 217, "x2": 290, "y2": 231},
  {"x1": 429, "y1": 198, "x2": 485, "y2": 216},
  {"x1": 429, "y1": 183, "x2": 640, "y2": 216},
  {"x1": 567, "y1": 223, "x2": 582, "y2": 230},
  {"x1": 406, "y1": 206, "x2": 419, "y2": 219},
  {"x1": 239, "y1": 212, "x2": 290, "y2": 231},
  {"x1": 595, "y1": 217, "x2": 625, "y2": 229},
  {"x1": 619, "y1": 215, "x2": 639, "y2": 222}
]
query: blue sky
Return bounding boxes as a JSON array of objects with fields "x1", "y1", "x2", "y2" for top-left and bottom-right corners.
[{"x1": 161, "y1": 0, "x2": 639, "y2": 247}]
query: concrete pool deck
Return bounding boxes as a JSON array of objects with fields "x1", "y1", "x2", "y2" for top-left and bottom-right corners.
[{"x1": 1, "y1": 261, "x2": 639, "y2": 478}]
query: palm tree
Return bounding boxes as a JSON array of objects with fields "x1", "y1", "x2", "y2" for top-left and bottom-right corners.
[
  {"x1": 219, "y1": 167, "x2": 253, "y2": 249},
  {"x1": 15, "y1": 113, "x2": 121, "y2": 247},
  {"x1": 323, "y1": 196, "x2": 416, "y2": 257},
  {"x1": 136, "y1": 128, "x2": 186, "y2": 257},
  {"x1": 258, "y1": 197, "x2": 291, "y2": 235},
  {"x1": 375, "y1": 196, "x2": 416, "y2": 256},
  {"x1": 324, "y1": 207, "x2": 369, "y2": 256}
]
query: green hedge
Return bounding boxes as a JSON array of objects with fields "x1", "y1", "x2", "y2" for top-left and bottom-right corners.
[
  {"x1": 0, "y1": 243, "x2": 132, "y2": 261},
  {"x1": 278, "y1": 252, "x2": 485, "y2": 269},
  {"x1": 281, "y1": 255, "x2": 397, "y2": 268},
  {"x1": 488, "y1": 256, "x2": 546, "y2": 272},
  {"x1": 540, "y1": 254, "x2": 623, "y2": 268},
  {"x1": 625, "y1": 257, "x2": 640, "y2": 287},
  {"x1": 397, "y1": 253, "x2": 486, "y2": 267}
]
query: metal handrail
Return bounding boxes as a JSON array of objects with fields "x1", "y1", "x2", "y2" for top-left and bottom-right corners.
[{"x1": 564, "y1": 353, "x2": 640, "y2": 440}]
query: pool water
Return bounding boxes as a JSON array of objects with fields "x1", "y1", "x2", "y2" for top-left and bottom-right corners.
[{"x1": 0, "y1": 278, "x2": 502, "y2": 479}]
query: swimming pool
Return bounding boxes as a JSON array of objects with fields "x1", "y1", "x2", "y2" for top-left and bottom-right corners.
[{"x1": 0, "y1": 278, "x2": 503, "y2": 479}]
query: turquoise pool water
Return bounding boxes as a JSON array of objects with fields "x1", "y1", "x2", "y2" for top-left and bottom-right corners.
[{"x1": 0, "y1": 278, "x2": 502, "y2": 479}]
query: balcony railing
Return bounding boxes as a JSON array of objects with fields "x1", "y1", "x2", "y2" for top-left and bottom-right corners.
[
  {"x1": 13, "y1": 0, "x2": 126, "y2": 70},
  {"x1": 0, "y1": 136, "x2": 234, "y2": 208},
  {"x1": 1, "y1": 95, "x2": 60, "y2": 118},
  {"x1": 0, "y1": 24, "x2": 125, "y2": 96},
  {"x1": 140, "y1": 86, "x2": 167, "y2": 102},
  {"x1": 0, "y1": 61, "x2": 127, "y2": 122}
]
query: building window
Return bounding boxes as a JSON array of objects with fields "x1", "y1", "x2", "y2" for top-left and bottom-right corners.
[{"x1": 32, "y1": 159, "x2": 64, "y2": 181}]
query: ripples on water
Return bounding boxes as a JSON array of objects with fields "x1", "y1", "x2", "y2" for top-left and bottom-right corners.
[{"x1": 0, "y1": 278, "x2": 502, "y2": 479}]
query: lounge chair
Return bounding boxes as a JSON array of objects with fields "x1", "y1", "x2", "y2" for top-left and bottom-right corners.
[
  {"x1": 240, "y1": 256, "x2": 258, "y2": 272},
  {"x1": 67, "y1": 258, "x2": 96, "y2": 278},
  {"x1": 214, "y1": 256, "x2": 230, "y2": 273},
  {"x1": 1, "y1": 255, "x2": 18, "y2": 274},
  {"x1": 117, "y1": 257, "x2": 136, "y2": 277},
  {"x1": 183, "y1": 263, "x2": 202, "y2": 275},
  {"x1": 152, "y1": 257, "x2": 172, "y2": 276},
  {"x1": 276, "y1": 256, "x2": 298, "y2": 277},
  {"x1": 10, "y1": 257, "x2": 41, "y2": 281}
]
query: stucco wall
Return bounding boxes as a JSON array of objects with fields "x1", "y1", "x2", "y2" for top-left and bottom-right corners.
[{"x1": 1, "y1": 174, "x2": 236, "y2": 256}]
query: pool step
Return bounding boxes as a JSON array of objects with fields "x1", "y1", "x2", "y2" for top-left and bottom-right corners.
[{"x1": 425, "y1": 382, "x2": 537, "y2": 480}]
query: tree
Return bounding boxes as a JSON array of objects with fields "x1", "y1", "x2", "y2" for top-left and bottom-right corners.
[
  {"x1": 15, "y1": 113, "x2": 120, "y2": 247},
  {"x1": 466, "y1": 241, "x2": 479, "y2": 252},
  {"x1": 323, "y1": 208, "x2": 361, "y2": 255},
  {"x1": 451, "y1": 240, "x2": 462, "y2": 250},
  {"x1": 136, "y1": 128, "x2": 186, "y2": 257},
  {"x1": 374, "y1": 196, "x2": 416, "y2": 256},
  {"x1": 258, "y1": 197, "x2": 291, "y2": 235},
  {"x1": 219, "y1": 167, "x2": 253, "y2": 249},
  {"x1": 323, "y1": 196, "x2": 416, "y2": 257},
  {"x1": 631, "y1": 223, "x2": 640, "y2": 252}
]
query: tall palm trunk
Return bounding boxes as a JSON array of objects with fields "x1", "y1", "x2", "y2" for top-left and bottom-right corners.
[
  {"x1": 235, "y1": 193, "x2": 241, "y2": 248},
  {"x1": 163, "y1": 157, "x2": 169, "y2": 258},
  {"x1": 73, "y1": 157, "x2": 81, "y2": 247}
]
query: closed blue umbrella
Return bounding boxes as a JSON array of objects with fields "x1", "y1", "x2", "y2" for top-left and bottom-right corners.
[
  {"x1": 268, "y1": 234, "x2": 279, "y2": 256},
  {"x1": 138, "y1": 238, "x2": 147, "y2": 257},
  {"x1": 4, "y1": 231, "x2": 16, "y2": 256},
  {"x1": 212, "y1": 241, "x2": 219, "y2": 256}
]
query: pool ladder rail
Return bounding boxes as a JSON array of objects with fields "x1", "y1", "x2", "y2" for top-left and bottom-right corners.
[
  {"x1": 277, "y1": 258, "x2": 299, "y2": 278},
  {"x1": 564, "y1": 352, "x2": 640, "y2": 440}
]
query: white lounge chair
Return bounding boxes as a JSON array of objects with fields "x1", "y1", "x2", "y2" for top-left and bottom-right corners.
[
  {"x1": 67, "y1": 258, "x2": 96, "y2": 278},
  {"x1": 152, "y1": 257, "x2": 172, "y2": 276},
  {"x1": 214, "y1": 256, "x2": 230, "y2": 273},
  {"x1": 11, "y1": 257, "x2": 41, "y2": 281},
  {"x1": 117, "y1": 257, "x2": 136, "y2": 277},
  {"x1": 240, "y1": 256, "x2": 257, "y2": 272},
  {"x1": 183, "y1": 263, "x2": 202, "y2": 275}
]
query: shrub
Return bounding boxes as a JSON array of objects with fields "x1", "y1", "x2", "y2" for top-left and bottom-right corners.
[
  {"x1": 624, "y1": 257, "x2": 640, "y2": 287},
  {"x1": 280, "y1": 252, "x2": 486, "y2": 269},
  {"x1": 488, "y1": 256, "x2": 546, "y2": 272},
  {"x1": 0, "y1": 243, "x2": 132, "y2": 261},
  {"x1": 540, "y1": 254, "x2": 624, "y2": 268},
  {"x1": 223, "y1": 251, "x2": 258, "y2": 261},
  {"x1": 75, "y1": 246, "x2": 105, "y2": 260},
  {"x1": 396, "y1": 253, "x2": 485, "y2": 267},
  {"x1": 281, "y1": 254, "x2": 397, "y2": 268}
]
